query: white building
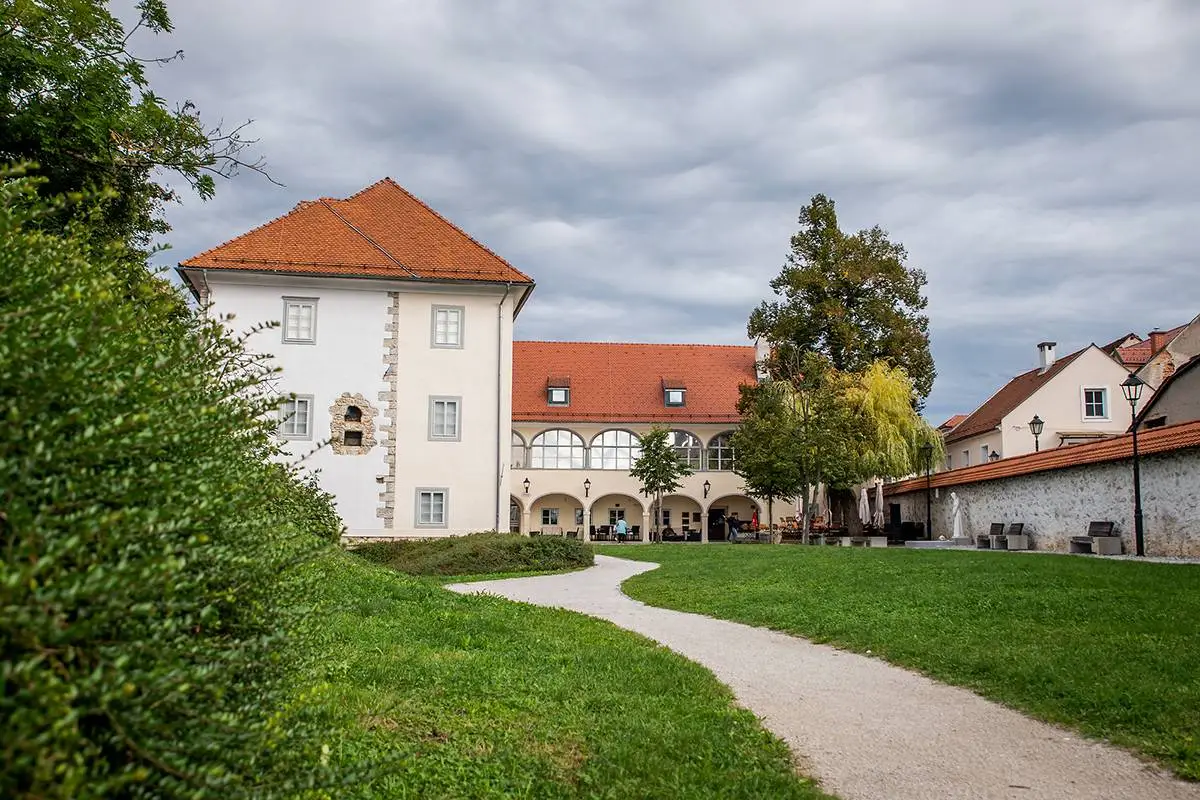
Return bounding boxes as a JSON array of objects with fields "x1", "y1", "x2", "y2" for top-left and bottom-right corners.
[
  {"x1": 942, "y1": 341, "x2": 1146, "y2": 469},
  {"x1": 178, "y1": 178, "x2": 534, "y2": 536}
]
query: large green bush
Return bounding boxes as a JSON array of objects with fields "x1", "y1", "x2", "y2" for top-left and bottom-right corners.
[
  {"x1": 354, "y1": 532, "x2": 594, "y2": 576},
  {"x1": 0, "y1": 177, "x2": 344, "y2": 798}
]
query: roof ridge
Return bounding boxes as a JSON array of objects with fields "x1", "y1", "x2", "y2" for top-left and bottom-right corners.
[
  {"x1": 319, "y1": 198, "x2": 419, "y2": 278},
  {"x1": 375, "y1": 178, "x2": 533, "y2": 283}
]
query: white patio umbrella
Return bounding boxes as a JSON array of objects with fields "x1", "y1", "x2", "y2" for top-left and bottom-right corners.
[
  {"x1": 820, "y1": 483, "x2": 833, "y2": 525},
  {"x1": 872, "y1": 481, "x2": 885, "y2": 527},
  {"x1": 858, "y1": 486, "x2": 871, "y2": 525}
]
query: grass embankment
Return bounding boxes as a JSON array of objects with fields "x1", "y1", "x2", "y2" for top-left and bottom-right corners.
[
  {"x1": 308, "y1": 550, "x2": 832, "y2": 799},
  {"x1": 614, "y1": 546, "x2": 1200, "y2": 780},
  {"x1": 353, "y1": 532, "x2": 593, "y2": 577}
]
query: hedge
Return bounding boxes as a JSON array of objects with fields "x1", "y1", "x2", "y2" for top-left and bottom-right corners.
[{"x1": 0, "y1": 176, "x2": 348, "y2": 798}]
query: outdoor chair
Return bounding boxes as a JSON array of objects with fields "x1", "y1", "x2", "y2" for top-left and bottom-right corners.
[
  {"x1": 1070, "y1": 521, "x2": 1120, "y2": 555},
  {"x1": 978, "y1": 522, "x2": 1004, "y2": 549},
  {"x1": 1005, "y1": 523, "x2": 1029, "y2": 551}
]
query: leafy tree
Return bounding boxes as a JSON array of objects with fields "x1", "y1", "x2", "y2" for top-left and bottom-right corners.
[
  {"x1": 0, "y1": 0, "x2": 270, "y2": 251},
  {"x1": 630, "y1": 426, "x2": 693, "y2": 543},
  {"x1": 748, "y1": 194, "x2": 935, "y2": 401},
  {"x1": 730, "y1": 383, "x2": 805, "y2": 543}
]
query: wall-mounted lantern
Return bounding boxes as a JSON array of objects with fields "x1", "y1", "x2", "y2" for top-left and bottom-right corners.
[
  {"x1": 702, "y1": 479, "x2": 711, "y2": 499},
  {"x1": 583, "y1": 478, "x2": 591, "y2": 498},
  {"x1": 522, "y1": 477, "x2": 530, "y2": 495}
]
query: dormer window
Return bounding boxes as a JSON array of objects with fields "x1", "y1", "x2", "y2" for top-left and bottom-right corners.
[
  {"x1": 546, "y1": 375, "x2": 571, "y2": 406},
  {"x1": 662, "y1": 378, "x2": 686, "y2": 407}
]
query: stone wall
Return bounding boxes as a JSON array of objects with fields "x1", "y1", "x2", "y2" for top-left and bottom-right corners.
[{"x1": 889, "y1": 447, "x2": 1200, "y2": 557}]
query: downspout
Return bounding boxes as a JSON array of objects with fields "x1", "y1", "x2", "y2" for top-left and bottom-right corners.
[{"x1": 495, "y1": 282, "x2": 513, "y2": 531}]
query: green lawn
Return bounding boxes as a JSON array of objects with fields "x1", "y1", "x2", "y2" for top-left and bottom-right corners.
[
  {"x1": 614, "y1": 545, "x2": 1200, "y2": 780},
  {"x1": 304, "y1": 550, "x2": 833, "y2": 799}
]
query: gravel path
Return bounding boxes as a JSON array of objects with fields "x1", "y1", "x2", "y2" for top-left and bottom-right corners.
[{"x1": 446, "y1": 554, "x2": 1200, "y2": 800}]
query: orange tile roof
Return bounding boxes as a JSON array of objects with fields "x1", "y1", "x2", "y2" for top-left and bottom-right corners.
[
  {"x1": 945, "y1": 346, "x2": 1089, "y2": 444},
  {"x1": 886, "y1": 419, "x2": 1200, "y2": 496},
  {"x1": 938, "y1": 414, "x2": 968, "y2": 431},
  {"x1": 513, "y1": 341, "x2": 756, "y2": 423},
  {"x1": 179, "y1": 178, "x2": 532, "y2": 284},
  {"x1": 1116, "y1": 324, "x2": 1188, "y2": 366}
]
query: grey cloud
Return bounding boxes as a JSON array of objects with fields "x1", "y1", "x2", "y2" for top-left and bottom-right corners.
[{"x1": 141, "y1": 0, "x2": 1200, "y2": 424}]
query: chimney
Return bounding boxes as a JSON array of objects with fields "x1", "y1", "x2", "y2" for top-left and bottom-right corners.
[
  {"x1": 754, "y1": 338, "x2": 771, "y2": 381},
  {"x1": 1037, "y1": 341, "x2": 1057, "y2": 374},
  {"x1": 1148, "y1": 330, "x2": 1168, "y2": 353}
]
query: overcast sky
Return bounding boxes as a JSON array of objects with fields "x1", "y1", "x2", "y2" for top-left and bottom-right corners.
[{"x1": 139, "y1": 1, "x2": 1200, "y2": 424}]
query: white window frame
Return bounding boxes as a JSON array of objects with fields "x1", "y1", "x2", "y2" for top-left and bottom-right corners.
[
  {"x1": 431, "y1": 305, "x2": 465, "y2": 349},
  {"x1": 278, "y1": 394, "x2": 314, "y2": 440},
  {"x1": 415, "y1": 488, "x2": 448, "y2": 528},
  {"x1": 664, "y1": 388, "x2": 686, "y2": 407},
  {"x1": 429, "y1": 396, "x2": 462, "y2": 441},
  {"x1": 541, "y1": 508, "x2": 559, "y2": 526},
  {"x1": 1081, "y1": 386, "x2": 1110, "y2": 421},
  {"x1": 962, "y1": 449, "x2": 970, "y2": 467},
  {"x1": 282, "y1": 297, "x2": 318, "y2": 344},
  {"x1": 547, "y1": 387, "x2": 570, "y2": 406}
]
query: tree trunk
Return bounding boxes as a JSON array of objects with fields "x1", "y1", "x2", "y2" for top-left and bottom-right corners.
[
  {"x1": 801, "y1": 484, "x2": 812, "y2": 545},
  {"x1": 767, "y1": 497, "x2": 777, "y2": 544}
]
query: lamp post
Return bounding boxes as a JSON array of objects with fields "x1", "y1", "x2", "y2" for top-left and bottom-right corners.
[
  {"x1": 1028, "y1": 414, "x2": 1044, "y2": 452},
  {"x1": 1120, "y1": 374, "x2": 1146, "y2": 557},
  {"x1": 919, "y1": 442, "x2": 933, "y2": 540}
]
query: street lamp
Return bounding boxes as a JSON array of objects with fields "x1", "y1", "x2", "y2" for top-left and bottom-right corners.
[
  {"x1": 988, "y1": 450, "x2": 1000, "y2": 462},
  {"x1": 1028, "y1": 415, "x2": 1044, "y2": 452},
  {"x1": 1120, "y1": 374, "x2": 1146, "y2": 557},
  {"x1": 583, "y1": 478, "x2": 591, "y2": 498},
  {"x1": 919, "y1": 442, "x2": 934, "y2": 540},
  {"x1": 522, "y1": 477, "x2": 530, "y2": 495},
  {"x1": 702, "y1": 479, "x2": 711, "y2": 499}
]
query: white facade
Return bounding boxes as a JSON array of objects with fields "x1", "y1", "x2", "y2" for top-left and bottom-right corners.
[
  {"x1": 945, "y1": 345, "x2": 1147, "y2": 469},
  {"x1": 201, "y1": 271, "x2": 523, "y2": 536}
]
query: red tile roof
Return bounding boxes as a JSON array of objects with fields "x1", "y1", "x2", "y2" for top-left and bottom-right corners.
[
  {"x1": 938, "y1": 414, "x2": 968, "y2": 432},
  {"x1": 179, "y1": 178, "x2": 532, "y2": 284},
  {"x1": 886, "y1": 419, "x2": 1200, "y2": 496},
  {"x1": 513, "y1": 341, "x2": 756, "y2": 423},
  {"x1": 944, "y1": 346, "x2": 1089, "y2": 444},
  {"x1": 1115, "y1": 324, "x2": 1187, "y2": 366}
]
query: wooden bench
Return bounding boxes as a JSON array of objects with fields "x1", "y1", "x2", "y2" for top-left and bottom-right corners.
[
  {"x1": 1070, "y1": 521, "x2": 1121, "y2": 555},
  {"x1": 977, "y1": 522, "x2": 1004, "y2": 549}
]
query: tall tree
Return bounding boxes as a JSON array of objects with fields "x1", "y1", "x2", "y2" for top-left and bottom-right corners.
[
  {"x1": 0, "y1": 0, "x2": 270, "y2": 251},
  {"x1": 748, "y1": 194, "x2": 935, "y2": 401},
  {"x1": 630, "y1": 426, "x2": 693, "y2": 543}
]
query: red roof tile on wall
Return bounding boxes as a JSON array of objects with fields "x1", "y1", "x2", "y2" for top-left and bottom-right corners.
[
  {"x1": 886, "y1": 419, "x2": 1200, "y2": 496},
  {"x1": 513, "y1": 341, "x2": 756, "y2": 423},
  {"x1": 180, "y1": 178, "x2": 532, "y2": 284}
]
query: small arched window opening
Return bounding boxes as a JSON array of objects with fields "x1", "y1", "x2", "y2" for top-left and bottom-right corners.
[
  {"x1": 344, "y1": 405, "x2": 362, "y2": 422},
  {"x1": 343, "y1": 430, "x2": 363, "y2": 447}
]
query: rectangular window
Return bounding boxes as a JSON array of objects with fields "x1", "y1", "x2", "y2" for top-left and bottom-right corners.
[
  {"x1": 415, "y1": 489, "x2": 448, "y2": 527},
  {"x1": 608, "y1": 508, "x2": 626, "y2": 525},
  {"x1": 278, "y1": 395, "x2": 313, "y2": 439},
  {"x1": 431, "y1": 305, "x2": 464, "y2": 348},
  {"x1": 1083, "y1": 387, "x2": 1108, "y2": 419},
  {"x1": 662, "y1": 509, "x2": 671, "y2": 526},
  {"x1": 547, "y1": 387, "x2": 570, "y2": 405},
  {"x1": 945, "y1": 454, "x2": 953, "y2": 471},
  {"x1": 541, "y1": 508, "x2": 559, "y2": 526},
  {"x1": 962, "y1": 449, "x2": 970, "y2": 467},
  {"x1": 282, "y1": 297, "x2": 318, "y2": 344},
  {"x1": 981, "y1": 445, "x2": 991, "y2": 463},
  {"x1": 664, "y1": 388, "x2": 686, "y2": 406},
  {"x1": 429, "y1": 396, "x2": 461, "y2": 440}
]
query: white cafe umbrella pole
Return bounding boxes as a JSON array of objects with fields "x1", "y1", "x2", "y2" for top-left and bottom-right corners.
[{"x1": 873, "y1": 481, "x2": 885, "y2": 527}]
